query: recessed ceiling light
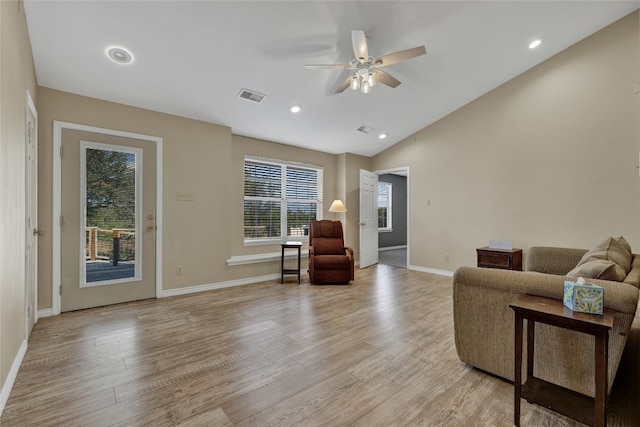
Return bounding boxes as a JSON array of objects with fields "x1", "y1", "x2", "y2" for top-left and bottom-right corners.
[
  {"x1": 379, "y1": 133, "x2": 388, "y2": 140},
  {"x1": 529, "y1": 39, "x2": 542, "y2": 49},
  {"x1": 289, "y1": 104, "x2": 302, "y2": 113},
  {"x1": 106, "y1": 46, "x2": 133, "y2": 64}
]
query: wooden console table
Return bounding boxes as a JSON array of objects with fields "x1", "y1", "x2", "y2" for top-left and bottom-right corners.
[{"x1": 510, "y1": 294, "x2": 614, "y2": 427}]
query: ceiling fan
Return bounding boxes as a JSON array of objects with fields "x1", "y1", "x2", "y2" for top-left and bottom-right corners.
[{"x1": 305, "y1": 30, "x2": 426, "y2": 94}]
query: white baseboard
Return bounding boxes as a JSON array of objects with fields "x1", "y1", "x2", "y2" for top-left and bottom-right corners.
[
  {"x1": 159, "y1": 273, "x2": 283, "y2": 298},
  {"x1": 378, "y1": 245, "x2": 407, "y2": 251},
  {"x1": 408, "y1": 265, "x2": 454, "y2": 277},
  {"x1": 0, "y1": 339, "x2": 27, "y2": 416},
  {"x1": 38, "y1": 308, "x2": 53, "y2": 318}
]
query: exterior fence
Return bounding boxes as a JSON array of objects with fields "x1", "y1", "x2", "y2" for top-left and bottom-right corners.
[{"x1": 86, "y1": 227, "x2": 135, "y2": 265}]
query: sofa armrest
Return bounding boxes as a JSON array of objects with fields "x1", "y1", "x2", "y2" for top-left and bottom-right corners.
[
  {"x1": 526, "y1": 246, "x2": 587, "y2": 275},
  {"x1": 453, "y1": 266, "x2": 639, "y2": 397}
]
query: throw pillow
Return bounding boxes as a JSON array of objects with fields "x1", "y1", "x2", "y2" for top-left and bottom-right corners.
[
  {"x1": 616, "y1": 235, "x2": 632, "y2": 255},
  {"x1": 567, "y1": 259, "x2": 627, "y2": 282},
  {"x1": 576, "y1": 237, "x2": 632, "y2": 275}
]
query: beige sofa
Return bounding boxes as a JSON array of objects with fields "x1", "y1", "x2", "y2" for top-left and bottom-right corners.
[{"x1": 453, "y1": 245, "x2": 640, "y2": 397}]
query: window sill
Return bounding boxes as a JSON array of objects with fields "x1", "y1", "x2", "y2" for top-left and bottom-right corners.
[
  {"x1": 244, "y1": 237, "x2": 309, "y2": 247},
  {"x1": 227, "y1": 250, "x2": 308, "y2": 266}
]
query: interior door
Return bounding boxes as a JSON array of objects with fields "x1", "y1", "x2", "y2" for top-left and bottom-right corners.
[
  {"x1": 25, "y1": 96, "x2": 38, "y2": 334},
  {"x1": 60, "y1": 129, "x2": 156, "y2": 312},
  {"x1": 359, "y1": 169, "x2": 378, "y2": 268}
]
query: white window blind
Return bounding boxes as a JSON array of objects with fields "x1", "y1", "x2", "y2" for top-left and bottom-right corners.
[{"x1": 244, "y1": 156, "x2": 323, "y2": 242}]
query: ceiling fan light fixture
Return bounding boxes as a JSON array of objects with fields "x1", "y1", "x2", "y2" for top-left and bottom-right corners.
[
  {"x1": 361, "y1": 79, "x2": 371, "y2": 94},
  {"x1": 350, "y1": 74, "x2": 360, "y2": 90},
  {"x1": 368, "y1": 72, "x2": 375, "y2": 86}
]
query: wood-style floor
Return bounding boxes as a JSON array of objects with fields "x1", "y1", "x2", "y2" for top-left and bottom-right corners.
[{"x1": 2, "y1": 265, "x2": 639, "y2": 426}]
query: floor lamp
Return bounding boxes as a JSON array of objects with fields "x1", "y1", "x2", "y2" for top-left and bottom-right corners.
[{"x1": 328, "y1": 199, "x2": 347, "y2": 221}]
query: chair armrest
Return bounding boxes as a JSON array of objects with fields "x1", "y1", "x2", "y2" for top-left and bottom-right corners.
[{"x1": 344, "y1": 246, "x2": 354, "y2": 258}]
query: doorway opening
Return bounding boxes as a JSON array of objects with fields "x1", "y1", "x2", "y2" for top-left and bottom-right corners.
[{"x1": 376, "y1": 168, "x2": 409, "y2": 268}]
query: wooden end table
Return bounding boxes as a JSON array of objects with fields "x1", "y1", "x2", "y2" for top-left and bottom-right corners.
[
  {"x1": 510, "y1": 294, "x2": 614, "y2": 427},
  {"x1": 476, "y1": 246, "x2": 523, "y2": 271},
  {"x1": 281, "y1": 242, "x2": 302, "y2": 284}
]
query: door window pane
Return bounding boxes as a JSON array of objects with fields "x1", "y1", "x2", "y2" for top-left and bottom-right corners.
[{"x1": 82, "y1": 143, "x2": 141, "y2": 285}]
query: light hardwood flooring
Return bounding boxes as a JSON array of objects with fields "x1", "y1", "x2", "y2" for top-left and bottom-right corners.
[{"x1": 2, "y1": 265, "x2": 639, "y2": 426}]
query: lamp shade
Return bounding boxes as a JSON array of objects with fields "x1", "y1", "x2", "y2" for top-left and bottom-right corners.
[{"x1": 328, "y1": 199, "x2": 347, "y2": 213}]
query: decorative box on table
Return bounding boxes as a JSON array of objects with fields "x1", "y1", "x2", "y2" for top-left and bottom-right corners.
[{"x1": 563, "y1": 279, "x2": 604, "y2": 315}]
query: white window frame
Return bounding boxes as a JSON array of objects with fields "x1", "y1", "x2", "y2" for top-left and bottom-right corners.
[
  {"x1": 243, "y1": 155, "x2": 323, "y2": 246},
  {"x1": 378, "y1": 181, "x2": 393, "y2": 232}
]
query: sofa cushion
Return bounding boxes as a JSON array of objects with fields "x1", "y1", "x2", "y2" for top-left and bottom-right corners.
[
  {"x1": 575, "y1": 237, "x2": 632, "y2": 275},
  {"x1": 567, "y1": 259, "x2": 627, "y2": 282}
]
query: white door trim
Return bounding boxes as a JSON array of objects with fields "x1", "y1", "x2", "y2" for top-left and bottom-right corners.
[
  {"x1": 25, "y1": 89, "x2": 38, "y2": 336},
  {"x1": 52, "y1": 121, "x2": 163, "y2": 316}
]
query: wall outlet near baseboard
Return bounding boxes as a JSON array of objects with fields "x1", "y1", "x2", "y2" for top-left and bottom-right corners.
[
  {"x1": 176, "y1": 266, "x2": 183, "y2": 275},
  {"x1": 444, "y1": 254, "x2": 450, "y2": 262}
]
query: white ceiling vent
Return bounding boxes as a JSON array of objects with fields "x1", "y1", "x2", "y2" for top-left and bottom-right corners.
[
  {"x1": 237, "y1": 89, "x2": 266, "y2": 104},
  {"x1": 357, "y1": 125, "x2": 374, "y2": 134}
]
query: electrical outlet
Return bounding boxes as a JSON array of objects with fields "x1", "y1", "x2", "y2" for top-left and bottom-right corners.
[
  {"x1": 444, "y1": 254, "x2": 450, "y2": 262},
  {"x1": 176, "y1": 266, "x2": 183, "y2": 275}
]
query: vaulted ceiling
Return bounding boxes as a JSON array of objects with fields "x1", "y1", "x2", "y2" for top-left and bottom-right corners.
[{"x1": 24, "y1": 1, "x2": 639, "y2": 156}]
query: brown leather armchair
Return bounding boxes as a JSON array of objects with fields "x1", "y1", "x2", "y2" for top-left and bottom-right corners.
[{"x1": 308, "y1": 220, "x2": 354, "y2": 284}]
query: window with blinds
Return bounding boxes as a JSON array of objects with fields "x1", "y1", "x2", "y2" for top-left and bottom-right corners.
[
  {"x1": 378, "y1": 181, "x2": 392, "y2": 231},
  {"x1": 244, "y1": 156, "x2": 323, "y2": 242}
]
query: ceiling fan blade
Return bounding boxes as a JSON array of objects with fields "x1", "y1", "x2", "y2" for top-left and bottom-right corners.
[
  {"x1": 304, "y1": 64, "x2": 349, "y2": 69},
  {"x1": 375, "y1": 46, "x2": 426, "y2": 67},
  {"x1": 335, "y1": 74, "x2": 352, "y2": 93},
  {"x1": 374, "y1": 70, "x2": 401, "y2": 88},
  {"x1": 352, "y1": 30, "x2": 369, "y2": 62}
]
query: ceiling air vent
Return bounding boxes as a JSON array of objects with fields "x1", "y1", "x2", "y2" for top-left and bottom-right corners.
[
  {"x1": 357, "y1": 125, "x2": 374, "y2": 134},
  {"x1": 237, "y1": 89, "x2": 266, "y2": 104}
]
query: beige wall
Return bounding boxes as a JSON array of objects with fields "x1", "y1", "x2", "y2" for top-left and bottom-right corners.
[
  {"x1": 373, "y1": 11, "x2": 640, "y2": 272},
  {"x1": 36, "y1": 88, "x2": 342, "y2": 306},
  {"x1": 0, "y1": 0, "x2": 37, "y2": 405}
]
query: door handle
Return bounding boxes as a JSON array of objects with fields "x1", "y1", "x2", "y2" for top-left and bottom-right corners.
[{"x1": 33, "y1": 229, "x2": 42, "y2": 236}]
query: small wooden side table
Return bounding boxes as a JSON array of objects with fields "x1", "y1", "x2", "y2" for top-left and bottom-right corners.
[
  {"x1": 510, "y1": 294, "x2": 614, "y2": 427},
  {"x1": 477, "y1": 247, "x2": 523, "y2": 271},
  {"x1": 281, "y1": 242, "x2": 302, "y2": 284}
]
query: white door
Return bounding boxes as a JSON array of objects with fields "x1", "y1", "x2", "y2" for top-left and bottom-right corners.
[
  {"x1": 60, "y1": 129, "x2": 156, "y2": 312},
  {"x1": 25, "y1": 92, "x2": 38, "y2": 335},
  {"x1": 359, "y1": 169, "x2": 378, "y2": 268}
]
